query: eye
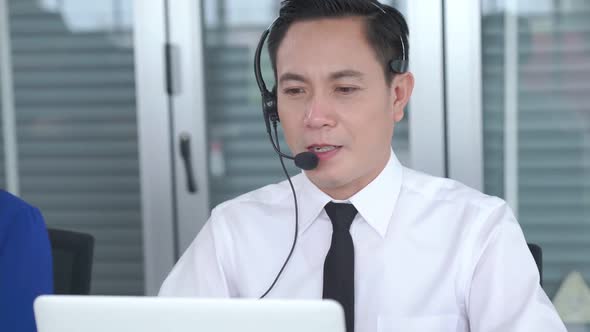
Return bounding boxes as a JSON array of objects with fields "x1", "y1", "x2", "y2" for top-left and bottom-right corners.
[
  {"x1": 283, "y1": 87, "x2": 305, "y2": 96},
  {"x1": 335, "y1": 86, "x2": 360, "y2": 95}
]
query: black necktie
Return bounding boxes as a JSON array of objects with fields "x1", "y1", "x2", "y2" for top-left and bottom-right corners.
[{"x1": 323, "y1": 202, "x2": 357, "y2": 332}]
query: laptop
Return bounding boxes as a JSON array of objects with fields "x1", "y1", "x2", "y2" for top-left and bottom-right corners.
[{"x1": 34, "y1": 295, "x2": 345, "y2": 332}]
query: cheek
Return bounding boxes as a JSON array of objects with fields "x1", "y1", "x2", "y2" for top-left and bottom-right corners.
[
  {"x1": 278, "y1": 98, "x2": 305, "y2": 123},
  {"x1": 279, "y1": 118, "x2": 297, "y2": 138},
  {"x1": 277, "y1": 112, "x2": 302, "y2": 148},
  {"x1": 347, "y1": 108, "x2": 393, "y2": 146}
]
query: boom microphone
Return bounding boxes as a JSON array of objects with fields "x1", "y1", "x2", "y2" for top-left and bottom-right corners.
[{"x1": 267, "y1": 134, "x2": 319, "y2": 170}]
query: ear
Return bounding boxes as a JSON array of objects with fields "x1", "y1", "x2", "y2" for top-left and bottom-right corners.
[{"x1": 390, "y1": 72, "x2": 414, "y2": 123}]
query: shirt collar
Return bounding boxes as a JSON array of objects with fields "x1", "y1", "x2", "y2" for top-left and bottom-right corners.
[
  {"x1": 296, "y1": 171, "x2": 332, "y2": 236},
  {"x1": 296, "y1": 149, "x2": 403, "y2": 238}
]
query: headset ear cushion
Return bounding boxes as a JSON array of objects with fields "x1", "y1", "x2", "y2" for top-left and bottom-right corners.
[{"x1": 389, "y1": 59, "x2": 409, "y2": 74}]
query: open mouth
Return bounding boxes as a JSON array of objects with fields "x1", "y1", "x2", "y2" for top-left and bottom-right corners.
[
  {"x1": 307, "y1": 145, "x2": 343, "y2": 160},
  {"x1": 310, "y1": 145, "x2": 340, "y2": 153}
]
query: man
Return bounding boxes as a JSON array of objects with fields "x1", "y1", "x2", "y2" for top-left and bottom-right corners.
[
  {"x1": 160, "y1": 0, "x2": 566, "y2": 331},
  {"x1": 0, "y1": 190, "x2": 53, "y2": 332}
]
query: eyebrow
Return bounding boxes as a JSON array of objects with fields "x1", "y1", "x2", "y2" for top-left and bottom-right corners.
[
  {"x1": 329, "y1": 69, "x2": 364, "y2": 81},
  {"x1": 278, "y1": 70, "x2": 365, "y2": 85},
  {"x1": 278, "y1": 72, "x2": 308, "y2": 85}
]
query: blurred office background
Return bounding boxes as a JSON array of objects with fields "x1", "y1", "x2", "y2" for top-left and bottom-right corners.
[{"x1": 0, "y1": 0, "x2": 588, "y2": 328}]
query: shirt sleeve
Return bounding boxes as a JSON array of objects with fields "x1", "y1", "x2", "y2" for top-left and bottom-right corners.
[
  {"x1": 466, "y1": 203, "x2": 567, "y2": 332},
  {"x1": 158, "y1": 210, "x2": 232, "y2": 297},
  {"x1": 0, "y1": 205, "x2": 54, "y2": 332}
]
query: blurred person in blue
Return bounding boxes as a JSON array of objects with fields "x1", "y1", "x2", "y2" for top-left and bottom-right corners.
[
  {"x1": 0, "y1": 190, "x2": 53, "y2": 332},
  {"x1": 159, "y1": 0, "x2": 567, "y2": 331}
]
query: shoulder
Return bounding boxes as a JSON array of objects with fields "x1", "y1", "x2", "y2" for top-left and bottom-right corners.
[
  {"x1": 399, "y1": 167, "x2": 515, "y2": 247},
  {"x1": 0, "y1": 190, "x2": 41, "y2": 220},
  {"x1": 400, "y1": 168, "x2": 523, "y2": 286},
  {"x1": 0, "y1": 191, "x2": 46, "y2": 244},
  {"x1": 401, "y1": 168, "x2": 521, "y2": 270},
  {"x1": 401, "y1": 167, "x2": 506, "y2": 214},
  {"x1": 211, "y1": 174, "x2": 301, "y2": 219}
]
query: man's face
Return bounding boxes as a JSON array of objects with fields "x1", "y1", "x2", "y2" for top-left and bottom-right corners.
[{"x1": 276, "y1": 17, "x2": 413, "y2": 199}]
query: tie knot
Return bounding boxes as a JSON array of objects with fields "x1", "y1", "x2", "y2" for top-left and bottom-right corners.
[{"x1": 324, "y1": 202, "x2": 357, "y2": 232}]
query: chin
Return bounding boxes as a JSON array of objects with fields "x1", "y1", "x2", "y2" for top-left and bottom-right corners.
[{"x1": 307, "y1": 168, "x2": 348, "y2": 190}]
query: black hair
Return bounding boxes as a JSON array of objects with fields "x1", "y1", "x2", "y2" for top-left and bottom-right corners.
[{"x1": 267, "y1": 0, "x2": 409, "y2": 84}]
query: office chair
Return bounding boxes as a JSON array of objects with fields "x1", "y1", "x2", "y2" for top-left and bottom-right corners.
[
  {"x1": 527, "y1": 243, "x2": 543, "y2": 286},
  {"x1": 48, "y1": 228, "x2": 95, "y2": 295}
]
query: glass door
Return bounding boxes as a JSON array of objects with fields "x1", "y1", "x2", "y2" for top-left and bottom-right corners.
[
  {"x1": 0, "y1": 0, "x2": 160, "y2": 295},
  {"x1": 447, "y1": 0, "x2": 590, "y2": 329},
  {"x1": 482, "y1": 1, "x2": 590, "y2": 327}
]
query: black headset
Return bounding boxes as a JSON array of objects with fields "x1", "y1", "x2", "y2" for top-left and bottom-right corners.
[{"x1": 253, "y1": 0, "x2": 409, "y2": 298}]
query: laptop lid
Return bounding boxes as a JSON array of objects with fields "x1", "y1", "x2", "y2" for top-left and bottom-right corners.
[{"x1": 34, "y1": 295, "x2": 345, "y2": 332}]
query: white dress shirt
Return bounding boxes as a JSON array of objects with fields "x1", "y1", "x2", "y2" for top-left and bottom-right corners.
[{"x1": 159, "y1": 150, "x2": 566, "y2": 332}]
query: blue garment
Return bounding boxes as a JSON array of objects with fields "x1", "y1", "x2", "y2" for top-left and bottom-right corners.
[{"x1": 0, "y1": 190, "x2": 53, "y2": 332}]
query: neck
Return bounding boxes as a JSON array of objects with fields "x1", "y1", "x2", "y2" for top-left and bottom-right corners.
[{"x1": 321, "y1": 149, "x2": 391, "y2": 200}]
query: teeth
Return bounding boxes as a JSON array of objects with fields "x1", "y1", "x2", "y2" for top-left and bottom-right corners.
[{"x1": 313, "y1": 146, "x2": 337, "y2": 153}]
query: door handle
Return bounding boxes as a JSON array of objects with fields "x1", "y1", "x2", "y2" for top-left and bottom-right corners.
[{"x1": 179, "y1": 133, "x2": 197, "y2": 193}]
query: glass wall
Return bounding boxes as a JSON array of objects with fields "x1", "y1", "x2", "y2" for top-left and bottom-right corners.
[
  {"x1": 3, "y1": 0, "x2": 143, "y2": 294},
  {"x1": 482, "y1": 0, "x2": 590, "y2": 327}
]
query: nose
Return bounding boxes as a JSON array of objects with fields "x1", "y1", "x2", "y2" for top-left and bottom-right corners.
[{"x1": 303, "y1": 94, "x2": 336, "y2": 129}]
